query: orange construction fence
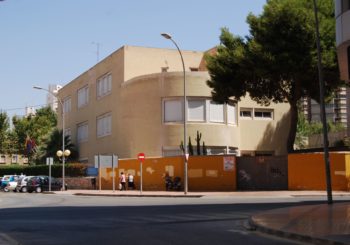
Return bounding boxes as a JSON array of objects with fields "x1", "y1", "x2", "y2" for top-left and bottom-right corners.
[
  {"x1": 288, "y1": 152, "x2": 350, "y2": 191},
  {"x1": 98, "y1": 155, "x2": 237, "y2": 191}
]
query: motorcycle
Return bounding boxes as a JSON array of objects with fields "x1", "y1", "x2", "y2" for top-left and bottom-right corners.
[{"x1": 165, "y1": 176, "x2": 182, "y2": 191}]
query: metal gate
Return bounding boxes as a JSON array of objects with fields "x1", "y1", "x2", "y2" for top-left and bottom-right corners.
[{"x1": 237, "y1": 156, "x2": 288, "y2": 190}]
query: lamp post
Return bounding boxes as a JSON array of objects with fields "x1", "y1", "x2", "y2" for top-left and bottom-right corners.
[
  {"x1": 33, "y1": 85, "x2": 67, "y2": 191},
  {"x1": 312, "y1": 0, "x2": 332, "y2": 204},
  {"x1": 161, "y1": 33, "x2": 188, "y2": 194}
]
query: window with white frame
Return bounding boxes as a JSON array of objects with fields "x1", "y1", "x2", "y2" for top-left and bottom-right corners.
[
  {"x1": 209, "y1": 101, "x2": 224, "y2": 123},
  {"x1": 77, "y1": 86, "x2": 89, "y2": 108},
  {"x1": 63, "y1": 97, "x2": 71, "y2": 113},
  {"x1": 77, "y1": 122, "x2": 88, "y2": 143},
  {"x1": 240, "y1": 108, "x2": 252, "y2": 119},
  {"x1": 188, "y1": 99, "x2": 206, "y2": 122},
  {"x1": 163, "y1": 97, "x2": 239, "y2": 124},
  {"x1": 254, "y1": 109, "x2": 273, "y2": 120},
  {"x1": 164, "y1": 99, "x2": 183, "y2": 122},
  {"x1": 0, "y1": 155, "x2": 5, "y2": 164},
  {"x1": 97, "y1": 73, "x2": 112, "y2": 98},
  {"x1": 97, "y1": 113, "x2": 112, "y2": 137},
  {"x1": 227, "y1": 102, "x2": 237, "y2": 124}
]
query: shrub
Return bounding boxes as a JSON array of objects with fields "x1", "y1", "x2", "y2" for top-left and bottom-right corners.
[{"x1": 0, "y1": 163, "x2": 88, "y2": 177}]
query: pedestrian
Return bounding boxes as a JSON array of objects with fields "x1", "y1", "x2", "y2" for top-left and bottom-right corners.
[
  {"x1": 127, "y1": 173, "x2": 134, "y2": 190},
  {"x1": 120, "y1": 172, "x2": 126, "y2": 191},
  {"x1": 163, "y1": 172, "x2": 172, "y2": 191},
  {"x1": 91, "y1": 177, "x2": 96, "y2": 190}
]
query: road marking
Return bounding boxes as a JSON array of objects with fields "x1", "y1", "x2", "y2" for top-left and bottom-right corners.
[
  {"x1": 227, "y1": 229, "x2": 249, "y2": 235},
  {"x1": 0, "y1": 233, "x2": 19, "y2": 245}
]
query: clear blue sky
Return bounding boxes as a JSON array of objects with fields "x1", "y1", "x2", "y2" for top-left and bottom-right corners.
[{"x1": 0, "y1": 0, "x2": 266, "y2": 118}]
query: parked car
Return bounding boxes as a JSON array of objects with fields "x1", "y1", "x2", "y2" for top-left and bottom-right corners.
[
  {"x1": 6, "y1": 177, "x2": 20, "y2": 192},
  {"x1": 26, "y1": 176, "x2": 67, "y2": 193},
  {"x1": 16, "y1": 176, "x2": 35, "y2": 193},
  {"x1": 1, "y1": 175, "x2": 19, "y2": 192}
]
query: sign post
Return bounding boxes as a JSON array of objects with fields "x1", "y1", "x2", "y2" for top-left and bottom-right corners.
[
  {"x1": 94, "y1": 154, "x2": 117, "y2": 191},
  {"x1": 138, "y1": 153, "x2": 145, "y2": 195},
  {"x1": 112, "y1": 155, "x2": 118, "y2": 192},
  {"x1": 46, "y1": 157, "x2": 53, "y2": 192},
  {"x1": 98, "y1": 155, "x2": 101, "y2": 191}
]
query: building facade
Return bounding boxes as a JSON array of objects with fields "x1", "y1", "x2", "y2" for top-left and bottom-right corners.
[
  {"x1": 57, "y1": 45, "x2": 290, "y2": 164},
  {"x1": 301, "y1": 1, "x2": 350, "y2": 131},
  {"x1": 301, "y1": 86, "x2": 348, "y2": 125},
  {"x1": 335, "y1": 0, "x2": 350, "y2": 133},
  {"x1": 47, "y1": 84, "x2": 62, "y2": 112}
]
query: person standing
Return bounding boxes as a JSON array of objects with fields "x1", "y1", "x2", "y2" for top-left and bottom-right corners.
[
  {"x1": 127, "y1": 174, "x2": 134, "y2": 190},
  {"x1": 120, "y1": 172, "x2": 126, "y2": 191}
]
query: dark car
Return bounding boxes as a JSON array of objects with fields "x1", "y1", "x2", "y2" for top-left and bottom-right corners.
[{"x1": 26, "y1": 176, "x2": 67, "y2": 193}]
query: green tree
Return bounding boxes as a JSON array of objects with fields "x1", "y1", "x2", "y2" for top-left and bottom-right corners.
[
  {"x1": 0, "y1": 111, "x2": 9, "y2": 153},
  {"x1": 12, "y1": 106, "x2": 57, "y2": 158},
  {"x1": 206, "y1": 0, "x2": 343, "y2": 152}
]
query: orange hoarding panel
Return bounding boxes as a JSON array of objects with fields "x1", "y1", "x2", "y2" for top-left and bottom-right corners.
[{"x1": 99, "y1": 155, "x2": 237, "y2": 191}]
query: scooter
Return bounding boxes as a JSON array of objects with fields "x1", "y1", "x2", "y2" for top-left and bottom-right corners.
[{"x1": 165, "y1": 176, "x2": 182, "y2": 191}]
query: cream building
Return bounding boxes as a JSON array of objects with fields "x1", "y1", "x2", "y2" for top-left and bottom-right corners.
[{"x1": 57, "y1": 45, "x2": 290, "y2": 164}]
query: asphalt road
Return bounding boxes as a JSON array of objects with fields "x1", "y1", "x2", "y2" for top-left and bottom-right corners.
[{"x1": 1, "y1": 192, "x2": 345, "y2": 245}]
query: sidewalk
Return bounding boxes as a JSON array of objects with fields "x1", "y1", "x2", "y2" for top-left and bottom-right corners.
[
  {"x1": 250, "y1": 202, "x2": 350, "y2": 245},
  {"x1": 53, "y1": 189, "x2": 350, "y2": 198},
  {"x1": 54, "y1": 190, "x2": 350, "y2": 244}
]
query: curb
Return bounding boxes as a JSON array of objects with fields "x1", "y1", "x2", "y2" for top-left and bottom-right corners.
[
  {"x1": 73, "y1": 193, "x2": 203, "y2": 198},
  {"x1": 249, "y1": 217, "x2": 346, "y2": 245}
]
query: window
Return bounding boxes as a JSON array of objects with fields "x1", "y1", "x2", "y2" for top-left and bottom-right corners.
[
  {"x1": 342, "y1": 0, "x2": 350, "y2": 12},
  {"x1": 164, "y1": 99, "x2": 183, "y2": 122},
  {"x1": 348, "y1": 46, "x2": 350, "y2": 80},
  {"x1": 97, "y1": 113, "x2": 112, "y2": 137},
  {"x1": 240, "y1": 109, "x2": 252, "y2": 118},
  {"x1": 11, "y1": 155, "x2": 18, "y2": 164},
  {"x1": 227, "y1": 102, "x2": 237, "y2": 124},
  {"x1": 77, "y1": 122, "x2": 88, "y2": 143},
  {"x1": 77, "y1": 86, "x2": 89, "y2": 108},
  {"x1": 254, "y1": 109, "x2": 273, "y2": 119},
  {"x1": 0, "y1": 155, "x2": 5, "y2": 164},
  {"x1": 209, "y1": 101, "x2": 224, "y2": 123},
  {"x1": 97, "y1": 73, "x2": 112, "y2": 98},
  {"x1": 188, "y1": 99, "x2": 205, "y2": 122},
  {"x1": 63, "y1": 97, "x2": 71, "y2": 113},
  {"x1": 64, "y1": 128, "x2": 72, "y2": 138}
]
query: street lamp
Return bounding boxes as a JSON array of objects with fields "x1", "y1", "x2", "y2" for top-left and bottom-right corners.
[
  {"x1": 161, "y1": 33, "x2": 188, "y2": 194},
  {"x1": 33, "y1": 85, "x2": 67, "y2": 191}
]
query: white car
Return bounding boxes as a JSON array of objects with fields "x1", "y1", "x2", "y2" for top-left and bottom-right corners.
[
  {"x1": 3, "y1": 175, "x2": 20, "y2": 192},
  {"x1": 6, "y1": 180, "x2": 18, "y2": 192},
  {"x1": 16, "y1": 176, "x2": 35, "y2": 193}
]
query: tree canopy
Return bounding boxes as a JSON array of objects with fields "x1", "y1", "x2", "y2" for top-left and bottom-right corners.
[
  {"x1": 0, "y1": 111, "x2": 10, "y2": 153},
  {"x1": 12, "y1": 106, "x2": 57, "y2": 157},
  {"x1": 206, "y1": 0, "x2": 343, "y2": 152}
]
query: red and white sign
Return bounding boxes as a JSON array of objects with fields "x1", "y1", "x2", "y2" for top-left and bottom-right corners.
[{"x1": 138, "y1": 153, "x2": 145, "y2": 162}]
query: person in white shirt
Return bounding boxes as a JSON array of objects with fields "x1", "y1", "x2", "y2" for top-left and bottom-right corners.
[{"x1": 127, "y1": 174, "x2": 134, "y2": 190}]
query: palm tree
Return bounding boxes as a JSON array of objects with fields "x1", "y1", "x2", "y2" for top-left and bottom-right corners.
[{"x1": 38, "y1": 128, "x2": 79, "y2": 164}]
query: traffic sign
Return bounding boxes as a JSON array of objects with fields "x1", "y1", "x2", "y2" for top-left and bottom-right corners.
[{"x1": 138, "y1": 153, "x2": 145, "y2": 162}]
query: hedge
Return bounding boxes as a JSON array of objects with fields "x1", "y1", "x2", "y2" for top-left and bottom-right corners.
[{"x1": 0, "y1": 163, "x2": 88, "y2": 177}]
